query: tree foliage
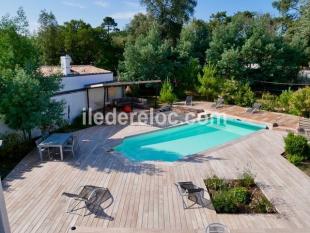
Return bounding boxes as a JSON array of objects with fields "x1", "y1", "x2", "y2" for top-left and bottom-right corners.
[
  {"x1": 141, "y1": 0, "x2": 197, "y2": 44},
  {"x1": 207, "y1": 13, "x2": 305, "y2": 82},
  {"x1": 197, "y1": 65, "x2": 221, "y2": 101},
  {"x1": 101, "y1": 17, "x2": 118, "y2": 33},
  {"x1": 0, "y1": 68, "x2": 63, "y2": 139},
  {"x1": 159, "y1": 79, "x2": 176, "y2": 104},
  {"x1": 119, "y1": 25, "x2": 173, "y2": 81}
]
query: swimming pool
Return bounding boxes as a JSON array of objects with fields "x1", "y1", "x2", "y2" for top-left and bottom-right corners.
[{"x1": 115, "y1": 117, "x2": 266, "y2": 162}]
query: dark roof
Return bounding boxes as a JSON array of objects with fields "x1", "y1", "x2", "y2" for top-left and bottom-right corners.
[{"x1": 86, "y1": 80, "x2": 162, "y2": 89}]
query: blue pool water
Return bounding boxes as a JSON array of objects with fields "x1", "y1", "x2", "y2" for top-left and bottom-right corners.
[{"x1": 115, "y1": 118, "x2": 266, "y2": 162}]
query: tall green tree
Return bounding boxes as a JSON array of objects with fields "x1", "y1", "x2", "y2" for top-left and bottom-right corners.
[
  {"x1": 101, "y1": 16, "x2": 118, "y2": 33},
  {"x1": 178, "y1": 19, "x2": 210, "y2": 65},
  {"x1": 0, "y1": 8, "x2": 38, "y2": 73},
  {"x1": 206, "y1": 13, "x2": 304, "y2": 82},
  {"x1": 37, "y1": 10, "x2": 63, "y2": 65},
  {"x1": 127, "y1": 13, "x2": 155, "y2": 42},
  {"x1": 140, "y1": 0, "x2": 197, "y2": 44},
  {"x1": 119, "y1": 25, "x2": 173, "y2": 81}
]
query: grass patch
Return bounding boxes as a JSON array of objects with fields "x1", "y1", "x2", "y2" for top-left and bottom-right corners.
[{"x1": 205, "y1": 173, "x2": 277, "y2": 214}]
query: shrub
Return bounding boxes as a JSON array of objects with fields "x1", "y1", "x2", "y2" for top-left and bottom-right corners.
[
  {"x1": 252, "y1": 196, "x2": 274, "y2": 214},
  {"x1": 259, "y1": 92, "x2": 277, "y2": 111},
  {"x1": 205, "y1": 176, "x2": 227, "y2": 191},
  {"x1": 277, "y1": 89, "x2": 294, "y2": 113},
  {"x1": 289, "y1": 87, "x2": 310, "y2": 118},
  {"x1": 159, "y1": 79, "x2": 176, "y2": 104},
  {"x1": 287, "y1": 154, "x2": 305, "y2": 165},
  {"x1": 197, "y1": 65, "x2": 222, "y2": 101},
  {"x1": 240, "y1": 171, "x2": 256, "y2": 188},
  {"x1": 212, "y1": 190, "x2": 238, "y2": 213},
  {"x1": 284, "y1": 133, "x2": 309, "y2": 158},
  {"x1": 231, "y1": 187, "x2": 251, "y2": 205},
  {"x1": 221, "y1": 79, "x2": 255, "y2": 107}
]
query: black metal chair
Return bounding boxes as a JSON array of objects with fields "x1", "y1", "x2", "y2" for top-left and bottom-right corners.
[
  {"x1": 176, "y1": 182, "x2": 209, "y2": 209},
  {"x1": 62, "y1": 185, "x2": 113, "y2": 216}
]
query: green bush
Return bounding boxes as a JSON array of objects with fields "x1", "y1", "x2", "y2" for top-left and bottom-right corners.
[
  {"x1": 278, "y1": 89, "x2": 294, "y2": 113},
  {"x1": 221, "y1": 79, "x2": 255, "y2": 107},
  {"x1": 197, "y1": 65, "x2": 222, "y2": 101},
  {"x1": 289, "y1": 87, "x2": 310, "y2": 118},
  {"x1": 159, "y1": 79, "x2": 177, "y2": 104},
  {"x1": 231, "y1": 187, "x2": 251, "y2": 205},
  {"x1": 212, "y1": 190, "x2": 239, "y2": 213},
  {"x1": 240, "y1": 171, "x2": 256, "y2": 188},
  {"x1": 253, "y1": 196, "x2": 274, "y2": 214},
  {"x1": 205, "y1": 176, "x2": 227, "y2": 191},
  {"x1": 287, "y1": 154, "x2": 305, "y2": 165},
  {"x1": 284, "y1": 133, "x2": 309, "y2": 158},
  {"x1": 259, "y1": 92, "x2": 278, "y2": 111}
]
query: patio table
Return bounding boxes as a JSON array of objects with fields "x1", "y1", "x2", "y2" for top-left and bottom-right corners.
[{"x1": 38, "y1": 133, "x2": 72, "y2": 161}]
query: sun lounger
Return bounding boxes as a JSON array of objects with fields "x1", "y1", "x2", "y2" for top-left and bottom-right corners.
[
  {"x1": 185, "y1": 96, "x2": 193, "y2": 106},
  {"x1": 176, "y1": 181, "x2": 209, "y2": 209},
  {"x1": 158, "y1": 104, "x2": 172, "y2": 112},
  {"x1": 211, "y1": 97, "x2": 224, "y2": 109},
  {"x1": 62, "y1": 185, "x2": 112, "y2": 216},
  {"x1": 246, "y1": 103, "x2": 261, "y2": 113}
]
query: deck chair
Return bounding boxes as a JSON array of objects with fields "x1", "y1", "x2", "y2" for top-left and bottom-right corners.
[
  {"x1": 176, "y1": 182, "x2": 209, "y2": 209},
  {"x1": 206, "y1": 223, "x2": 230, "y2": 233},
  {"x1": 158, "y1": 104, "x2": 172, "y2": 112},
  {"x1": 298, "y1": 118, "x2": 310, "y2": 140},
  {"x1": 211, "y1": 97, "x2": 224, "y2": 109},
  {"x1": 246, "y1": 103, "x2": 261, "y2": 114},
  {"x1": 62, "y1": 185, "x2": 112, "y2": 216},
  {"x1": 185, "y1": 96, "x2": 193, "y2": 106}
]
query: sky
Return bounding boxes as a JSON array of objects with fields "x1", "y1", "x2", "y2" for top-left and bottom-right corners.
[{"x1": 0, "y1": 0, "x2": 279, "y2": 32}]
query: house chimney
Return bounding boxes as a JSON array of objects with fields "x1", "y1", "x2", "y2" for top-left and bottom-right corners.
[{"x1": 60, "y1": 55, "x2": 72, "y2": 76}]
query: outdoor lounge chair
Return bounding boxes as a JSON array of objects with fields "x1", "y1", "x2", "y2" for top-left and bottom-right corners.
[
  {"x1": 246, "y1": 103, "x2": 261, "y2": 114},
  {"x1": 211, "y1": 97, "x2": 224, "y2": 109},
  {"x1": 176, "y1": 181, "x2": 209, "y2": 209},
  {"x1": 298, "y1": 117, "x2": 310, "y2": 140},
  {"x1": 158, "y1": 104, "x2": 172, "y2": 112},
  {"x1": 206, "y1": 223, "x2": 230, "y2": 233},
  {"x1": 185, "y1": 96, "x2": 193, "y2": 106},
  {"x1": 62, "y1": 185, "x2": 113, "y2": 216}
]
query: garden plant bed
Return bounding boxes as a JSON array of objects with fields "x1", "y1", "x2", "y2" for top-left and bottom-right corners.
[{"x1": 205, "y1": 174, "x2": 277, "y2": 214}]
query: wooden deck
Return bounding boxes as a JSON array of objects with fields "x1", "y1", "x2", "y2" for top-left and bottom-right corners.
[
  {"x1": 175, "y1": 101, "x2": 300, "y2": 131},
  {"x1": 2, "y1": 124, "x2": 310, "y2": 233}
]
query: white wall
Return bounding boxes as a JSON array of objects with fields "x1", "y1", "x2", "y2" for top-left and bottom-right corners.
[
  {"x1": 53, "y1": 91, "x2": 88, "y2": 122},
  {"x1": 60, "y1": 73, "x2": 113, "y2": 92}
]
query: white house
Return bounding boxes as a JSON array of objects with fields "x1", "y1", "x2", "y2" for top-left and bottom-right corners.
[{"x1": 40, "y1": 55, "x2": 122, "y2": 122}]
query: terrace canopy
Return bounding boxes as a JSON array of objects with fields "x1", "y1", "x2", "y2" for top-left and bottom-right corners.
[{"x1": 85, "y1": 79, "x2": 162, "y2": 113}]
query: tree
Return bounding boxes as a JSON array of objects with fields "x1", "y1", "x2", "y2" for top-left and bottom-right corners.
[
  {"x1": 140, "y1": 0, "x2": 197, "y2": 44},
  {"x1": 101, "y1": 17, "x2": 118, "y2": 33},
  {"x1": 177, "y1": 19, "x2": 210, "y2": 65},
  {"x1": 197, "y1": 65, "x2": 222, "y2": 101},
  {"x1": 119, "y1": 25, "x2": 173, "y2": 81},
  {"x1": 0, "y1": 9, "x2": 38, "y2": 73},
  {"x1": 272, "y1": 0, "x2": 302, "y2": 19},
  {"x1": 37, "y1": 10, "x2": 63, "y2": 65},
  {"x1": 159, "y1": 79, "x2": 176, "y2": 104},
  {"x1": 127, "y1": 13, "x2": 155, "y2": 42},
  {"x1": 206, "y1": 13, "x2": 304, "y2": 82},
  {"x1": 0, "y1": 68, "x2": 64, "y2": 139}
]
